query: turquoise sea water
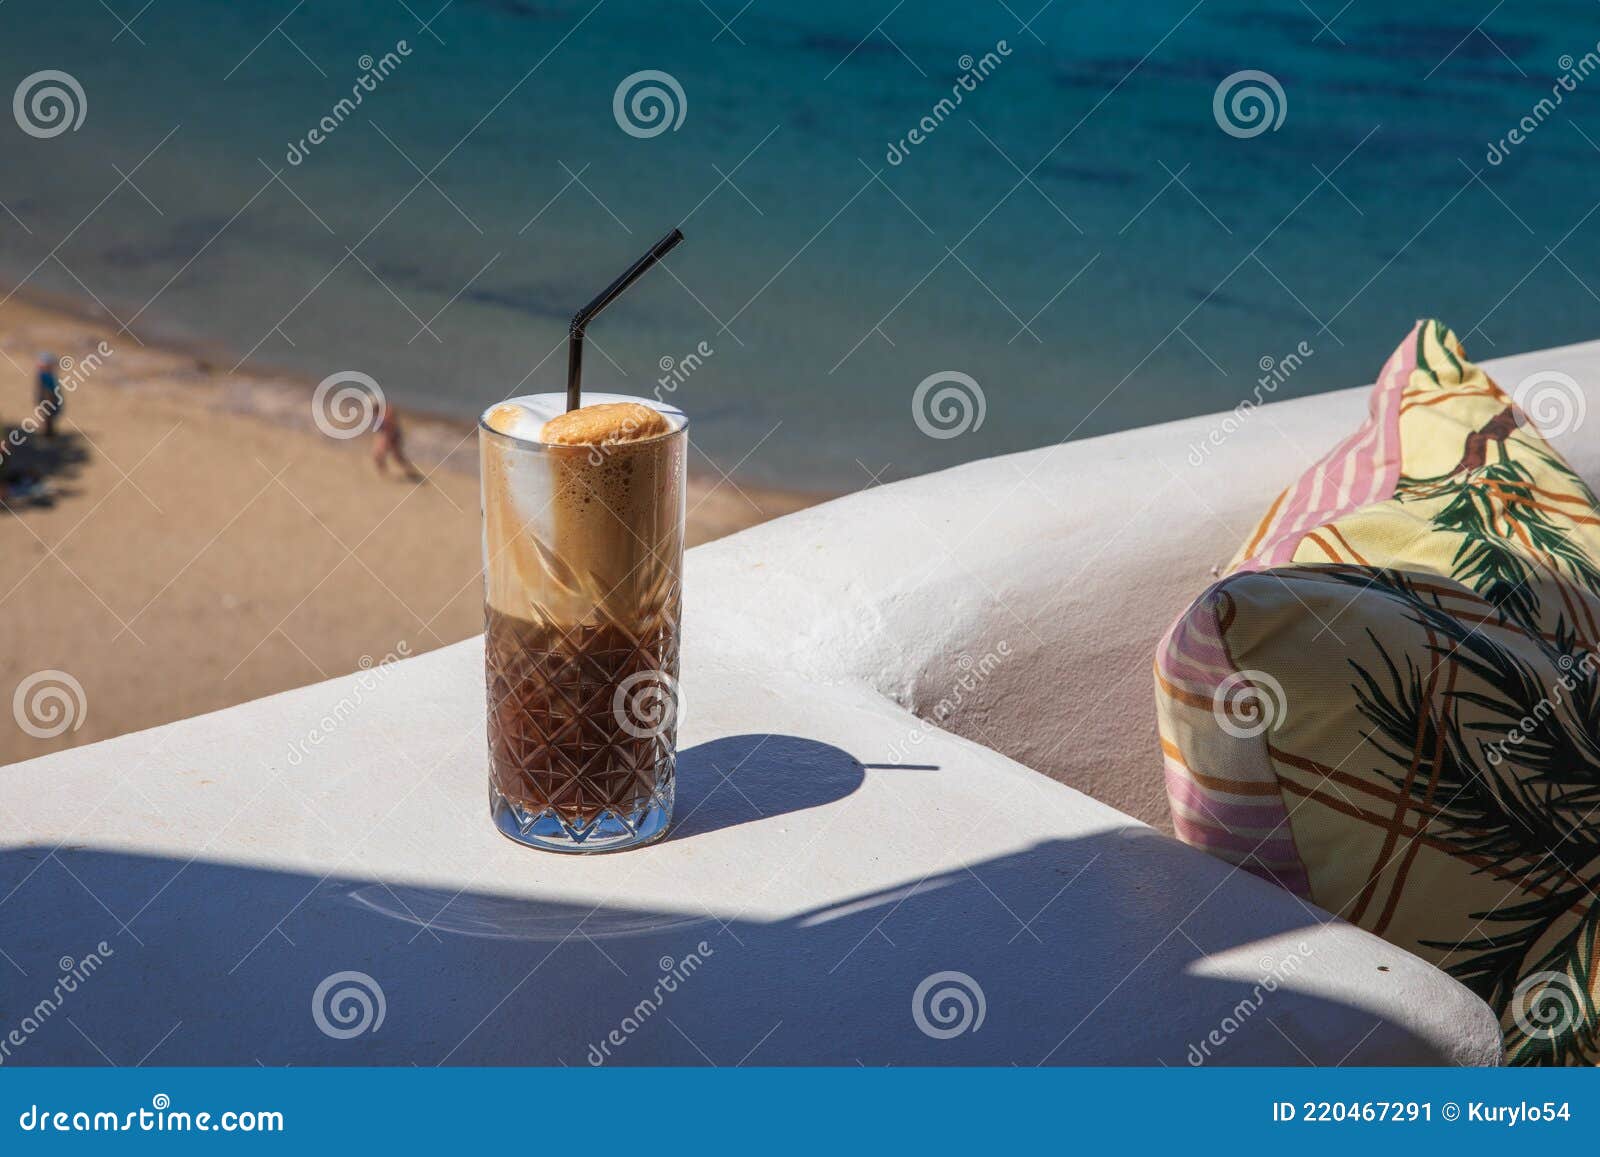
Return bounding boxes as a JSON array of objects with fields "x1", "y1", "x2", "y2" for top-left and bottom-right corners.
[{"x1": 0, "y1": 1, "x2": 1597, "y2": 488}]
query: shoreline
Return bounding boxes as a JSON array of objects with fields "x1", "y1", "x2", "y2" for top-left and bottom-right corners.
[
  {"x1": 0, "y1": 285, "x2": 831, "y2": 543},
  {"x1": 0, "y1": 289, "x2": 827, "y2": 763}
]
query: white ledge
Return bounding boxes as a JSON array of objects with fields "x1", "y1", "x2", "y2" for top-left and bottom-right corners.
[{"x1": 11, "y1": 337, "x2": 1581, "y2": 1066}]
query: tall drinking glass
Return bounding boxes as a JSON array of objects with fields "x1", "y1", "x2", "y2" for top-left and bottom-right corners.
[{"x1": 480, "y1": 392, "x2": 686, "y2": 852}]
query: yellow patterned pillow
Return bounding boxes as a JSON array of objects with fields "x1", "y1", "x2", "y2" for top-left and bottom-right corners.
[{"x1": 1156, "y1": 320, "x2": 1600, "y2": 1065}]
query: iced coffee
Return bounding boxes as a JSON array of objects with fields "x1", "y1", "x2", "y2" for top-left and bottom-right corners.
[{"x1": 480, "y1": 392, "x2": 686, "y2": 852}]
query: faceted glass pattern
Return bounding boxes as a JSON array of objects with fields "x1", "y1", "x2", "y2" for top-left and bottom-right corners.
[{"x1": 485, "y1": 603, "x2": 678, "y2": 853}]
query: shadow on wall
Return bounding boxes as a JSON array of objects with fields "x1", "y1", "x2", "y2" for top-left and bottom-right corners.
[{"x1": 0, "y1": 765, "x2": 1457, "y2": 1067}]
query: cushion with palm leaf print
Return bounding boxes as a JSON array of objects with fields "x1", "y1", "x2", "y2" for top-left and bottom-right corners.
[{"x1": 1155, "y1": 319, "x2": 1600, "y2": 1065}]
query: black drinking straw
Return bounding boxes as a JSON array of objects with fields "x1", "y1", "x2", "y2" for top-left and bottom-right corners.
[{"x1": 566, "y1": 228, "x2": 685, "y2": 411}]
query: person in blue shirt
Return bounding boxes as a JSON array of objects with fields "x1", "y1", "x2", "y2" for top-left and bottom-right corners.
[{"x1": 36, "y1": 353, "x2": 62, "y2": 438}]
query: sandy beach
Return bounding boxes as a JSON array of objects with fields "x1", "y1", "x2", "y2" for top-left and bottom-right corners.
[{"x1": 0, "y1": 294, "x2": 823, "y2": 765}]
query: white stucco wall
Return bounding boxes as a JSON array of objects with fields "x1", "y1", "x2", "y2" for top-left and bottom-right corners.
[{"x1": 691, "y1": 337, "x2": 1600, "y2": 829}]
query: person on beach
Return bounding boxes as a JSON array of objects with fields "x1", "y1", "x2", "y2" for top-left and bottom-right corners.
[
  {"x1": 36, "y1": 353, "x2": 63, "y2": 438},
  {"x1": 372, "y1": 405, "x2": 421, "y2": 480}
]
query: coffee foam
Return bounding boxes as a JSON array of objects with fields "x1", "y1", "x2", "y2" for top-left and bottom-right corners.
[
  {"x1": 483, "y1": 393, "x2": 685, "y2": 444},
  {"x1": 542, "y1": 402, "x2": 670, "y2": 446},
  {"x1": 480, "y1": 393, "x2": 685, "y2": 626}
]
